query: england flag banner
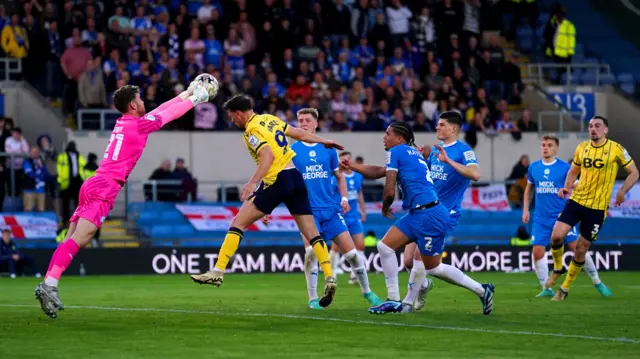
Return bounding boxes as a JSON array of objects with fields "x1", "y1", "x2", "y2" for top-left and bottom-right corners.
[
  {"x1": 0, "y1": 214, "x2": 58, "y2": 239},
  {"x1": 461, "y1": 184, "x2": 511, "y2": 211}
]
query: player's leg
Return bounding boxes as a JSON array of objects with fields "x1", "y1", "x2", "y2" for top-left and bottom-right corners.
[
  {"x1": 530, "y1": 221, "x2": 553, "y2": 297},
  {"x1": 329, "y1": 242, "x2": 343, "y2": 276},
  {"x1": 301, "y1": 233, "x2": 322, "y2": 309},
  {"x1": 546, "y1": 201, "x2": 580, "y2": 289},
  {"x1": 348, "y1": 220, "x2": 366, "y2": 284},
  {"x1": 367, "y1": 225, "x2": 411, "y2": 314},
  {"x1": 191, "y1": 199, "x2": 265, "y2": 286},
  {"x1": 566, "y1": 234, "x2": 612, "y2": 297},
  {"x1": 554, "y1": 209, "x2": 607, "y2": 300},
  {"x1": 332, "y1": 222, "x2": 381, "y2": 306}
]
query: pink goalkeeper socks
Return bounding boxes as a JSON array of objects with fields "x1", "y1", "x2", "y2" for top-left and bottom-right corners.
[{"x1": 44, "y1": 239, "x2": 80, "y2": 285}]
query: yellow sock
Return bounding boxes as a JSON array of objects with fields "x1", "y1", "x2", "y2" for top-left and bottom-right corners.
[
  {"x1": 550, "y1": 243, "x2": 564, "y2": 271},
  {"x1": 561, "y1": 259, "x2": 585, "y2": 291},
  {"x1": 310, "y1": 236, "x2": 333, "y2": 278},
  {"x1": 215, "y1": 227, "x2": 243, "y2": 271}
]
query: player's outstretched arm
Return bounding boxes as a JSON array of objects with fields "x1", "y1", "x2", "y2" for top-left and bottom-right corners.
[
  {"x1": 615, "y1": 161, "x2": 639, "y2": 206},
  {"x1": 285, "y1": 126, "x2": 343, "y2": 150},
  {"x1": 149, "y1": 84, "x2": 195, "y2": 116},
  {"x1": 154, "y1": 86, "x2": 209, "y2": 127},
  {"x1": 343, "y1": 160, "x2": 386, "y2": 179}
]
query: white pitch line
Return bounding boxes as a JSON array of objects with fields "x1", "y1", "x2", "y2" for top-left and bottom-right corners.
[{"x1": 2, "y1": 304, "x2": 639, "y2": 344}]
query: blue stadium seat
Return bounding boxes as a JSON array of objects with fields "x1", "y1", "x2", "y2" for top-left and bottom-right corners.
[{"x1": 617, "y1": 73, "x2": 634, "y2": 84}]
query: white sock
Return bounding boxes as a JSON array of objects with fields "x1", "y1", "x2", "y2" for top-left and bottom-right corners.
[
  {"x1": 44, "y1": 277, "x2": 58, "y2": 287},
  {"x1": 358, "y1": 250, "x2": 366, "y2": 272},
  {"x1": 344, "y1": 249, "x2": 370, "y2": 294},
  {"x1": 304, "y1": 246, "x2": 319, "y2": 301},
  {"x1": 583, "y1": 254, "x2": 601, "y2": 285},
  {"x1": 377, "y1": 241, "x2": 400, "y2": 301},
  {"x1": 534, "y1": 259, "x2": 549, "y2": 289},
  {"x1": 427, "y1": 263, "x2": 485, "y2": 297},
  {"x1": 330, "y1": 251, "x2": 341, "y2": 274},
  {"x1": 403, "y1": 260, "x2": 426, "y2": 305}
]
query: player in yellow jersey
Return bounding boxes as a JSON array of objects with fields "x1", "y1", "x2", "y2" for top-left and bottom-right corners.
[
  {"x1": 190, "y1": 94, "x2": 343, "y2": 308},
  {"x1": 546, "y1": 116, "x2": 639, "y2": 301}
]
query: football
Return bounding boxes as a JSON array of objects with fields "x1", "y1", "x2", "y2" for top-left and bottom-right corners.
[{"x1": 194, "y1": 73, "x2": 219, "y2": 98}]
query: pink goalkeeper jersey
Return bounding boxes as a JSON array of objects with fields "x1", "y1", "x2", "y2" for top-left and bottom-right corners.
[{"x1": 96, "y1": 113, "x2": 163, "y2": 183}]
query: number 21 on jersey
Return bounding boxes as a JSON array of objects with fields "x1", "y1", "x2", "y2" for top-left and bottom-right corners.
[{"x1": 104, "y1": 134, "x2": 124, "y2": 160}]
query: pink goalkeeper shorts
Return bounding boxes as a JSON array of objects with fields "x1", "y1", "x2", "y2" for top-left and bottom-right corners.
[{"x1": 70, "y1": 175, "x2": 122, "y2": 228}]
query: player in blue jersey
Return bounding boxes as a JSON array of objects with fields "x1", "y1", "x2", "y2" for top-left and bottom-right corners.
[
  {"x1": 343, "y1": 122, "x2": 494, "y2": 315},
  {"x1": 522, "y1": 135, "x2": 612, "y2": 297},
  {"x1": 401, "y1": 111, "x2": 482, "y2": 310},
  {"x1": 288, "y1": 108, "x2": 382, "y2": 309},
  {"x1": 331, "y1": 151, "x2": 368, "y2": 285}
]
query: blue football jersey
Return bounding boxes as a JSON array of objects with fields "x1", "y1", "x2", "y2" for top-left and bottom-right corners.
[
  {"x1": 291, "y1": 142, "x2": 340, "y2": 210},
  {"x1": 332, "y1": 171, "x2": 364, "y2": 220},
  {"x1": 427, "y1": 141, "x2": 478, "y2": 214},
  {"x1": 386, "y1": 144, "x2": 439, "y2": 210},
  {"x1": 527, "y1": 159, "x2": 571, "y2": 221}
]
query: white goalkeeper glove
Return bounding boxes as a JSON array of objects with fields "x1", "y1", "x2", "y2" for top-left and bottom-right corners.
[
  {"x1": 188, "y1": 84, "x2": 209, "y2": 105},
  {"x1": 179, "y1": 81, "x2": 198, "y2": 101}
]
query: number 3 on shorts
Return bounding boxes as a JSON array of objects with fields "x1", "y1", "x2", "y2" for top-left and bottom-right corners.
[{"x1": 591, "y1": 224, "x2": 600, "y2": 240}]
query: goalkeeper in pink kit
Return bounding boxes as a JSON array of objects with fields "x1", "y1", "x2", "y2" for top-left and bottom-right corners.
[{"x1": 35, "y1": 82, "x2": 210, "y2": 318}]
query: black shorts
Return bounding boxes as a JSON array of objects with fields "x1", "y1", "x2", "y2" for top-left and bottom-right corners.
[
  {"x1": 557, "y1": 199, "x2": 606, "y2": 241},
  {"x1": 249, "y1": 168, "x2": 312, "y2": 215}
]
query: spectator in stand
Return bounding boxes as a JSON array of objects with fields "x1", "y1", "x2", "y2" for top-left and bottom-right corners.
[
  {"x1": 173, "y1": 158, "x2": 197, "y2": 202},
  {"x1": 197, "y1": 0, "x2": 217, "y2": 24},
  {"x1": 203, "y1": 24, "x2": 223, "y2": 69},
  {"x1": 56, "y1": 142, "x2": 86, "y2": 224},
  {"x1": 23, "y1": 147, "x2": 51, "y2": 213},
  {"x1": 147, "y1": 159, "x2": 178, "y2": 202},
  {"x1": 194, "y1": 100, "x2": 218, "y2": 131},
  {"x1": 463, "y1": 0, "x2": 481, "y2": 43},
  {"x1": 45, "y1": 20, "x2": 62, "y2": 103},
  {"x1": 412, "y1": 6, "x2": 437, "y2": 54},
  {"x1": 495, "y1": 111, "x2": 519, "y2": 133},
  {"x1": 518, "y1": 109, "x2": 538, "y2": 132},
  {"x1": 0, "y1": 229, "x2": 41, "y2": 279},
  {"x1": 1, "y1": 13, "x2": 29, "y2": 59},
  {"x1": 60, "y1": 31, "x2": 92, "y2": 117},
  {"x1": 386, "y1": 0, "x2": 412, "y2": 49},
  {"x1": 184, "y1": 27, "x2": 205, "y2": 70},
  {"x1": 224, "y1": 28, "x2": 246, "y2": 82},
  {"x1": 331, "y1": 111, "x2": 350, "y2": 132},
  {"x1": 351, "y1": 0, "x2": 371, "y2": 40},
  {"x1": 77, "y1": 58, "x2": 108, "y2": 111},
  {"x1": 4, "y1": 128, "x2": 29, "y2": 196}
]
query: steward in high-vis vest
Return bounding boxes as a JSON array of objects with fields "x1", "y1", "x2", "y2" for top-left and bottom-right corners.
[
  {"x1": 552, "y1": 10, "x2": 576, "y2": 83},
  {"x1": 56, "y1": 142, "x2": 87, "y2": 223},
  {"x1": 364, "y1": 231, "x2": 378, "y2": 247},
  {"x1": 84, "y1": 153, "x2": 98, "y2": 179}
]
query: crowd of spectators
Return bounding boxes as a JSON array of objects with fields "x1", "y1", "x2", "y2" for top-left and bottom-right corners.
[{"x1": 0, "y1": 0, "x2": 536, "y2": 142}]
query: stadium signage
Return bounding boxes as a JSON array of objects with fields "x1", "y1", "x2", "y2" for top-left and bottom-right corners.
[{"x1": 21, "y1": 246, "x2": 637, "y2": 275}]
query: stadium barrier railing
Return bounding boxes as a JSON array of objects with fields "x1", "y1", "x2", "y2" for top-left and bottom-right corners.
[
  {"x1": 76, "y1": 109, "x2": 121, "y2": 131},
  {"x1": 537, "y1": 110, "x2": 586, "y2": 133},
  {"x1": 525, "y1": 63, "x2": 611, "y2": 86},
  {"x1": 0, "y1": 58, "x2": 22, "y2": 81}
]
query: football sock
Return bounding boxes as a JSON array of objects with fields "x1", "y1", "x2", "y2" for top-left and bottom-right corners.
[
  {"x1": 330, "y1": 250, "x2": 341, "y2": 274},
  {"x1": 309, "y1": 236, "x2": 333, "y2": 278},
  {"x1": 403, "y1": 260, "x2": 426, "y2": 305},
  {"x1": 44, "y1": 239, "x2": 80, "y2": 287},
  {"x1": 344, "y1": 249, "x2": 370, "y2": 294},
  {"x1": 427, "y1": 263, "x2": 485, "y2": 297},
  {"x1": 304, "y1": 246, "x2": 318, "y2": 301},
  {"x1": 534, "y1": 259, "x2": 549, "y2": 289},
  {"x1": 583, "y1": 254, "x2": 601, "y2": 285},
  {"x1": 550, "y1": 242, "x2": 565, "y2": 271},
  {"x1": 561, "y1": 259, "x2": 585, "y2": 291},
  {"x1": 377, "y1": 241, "x2": 400, "y2": 301},
  {"x1": 215, "y1": 227, "x2": 243, "y2": 271}
]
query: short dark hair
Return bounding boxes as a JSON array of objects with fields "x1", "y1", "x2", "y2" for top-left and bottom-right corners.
[
  {"x1": 439, "y1": 111, "x2": 463, "y2": 127},
  {"x1": 592, "y1": 116, "x2": 609, "y2": 127},
  {"x1": 112, "y1": 85, "x2": 140, "y2": 113},
  {"x1": 2, "y1": 228, "x2": 10, "y2": 234},
  {"x1": 12, "y1": 127, "x2": 22, "y2": 134},
  {"x1": 223, "y1": 94, "x2": 254, "y2": 112},
  {"x1": 339, "y1": 151, "x2": 352, "y2": 157},
  {"x1": 542, "y1": 135, "x2": 560, "y2": 146}
]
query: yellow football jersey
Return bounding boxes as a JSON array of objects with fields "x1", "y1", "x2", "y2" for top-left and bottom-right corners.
[
  {"x1": 243, "y1": 114, "x2": 295, "y2": 186},
  {"x1": 571, "y1": 139, "x2": 634, "y2": 210}
]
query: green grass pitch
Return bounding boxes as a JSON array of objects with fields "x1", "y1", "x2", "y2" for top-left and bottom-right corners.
[{"x1": 1, "y1": 272, "x2": 640, "y2": 358}]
